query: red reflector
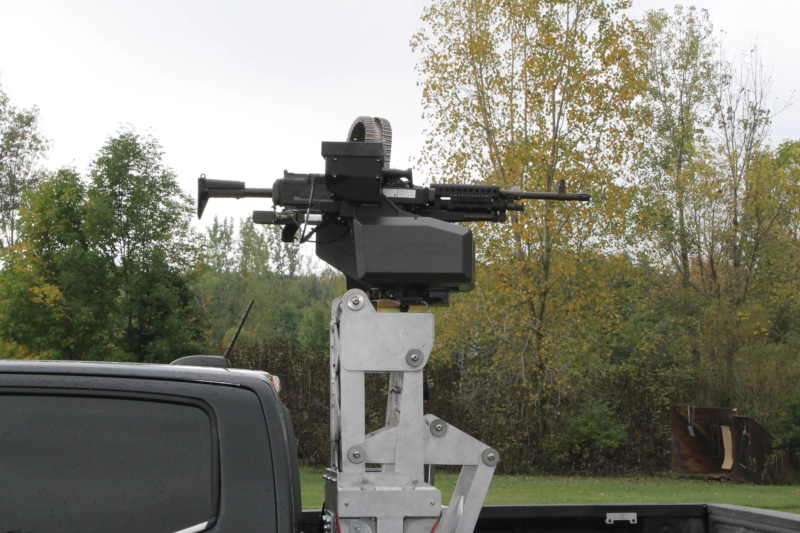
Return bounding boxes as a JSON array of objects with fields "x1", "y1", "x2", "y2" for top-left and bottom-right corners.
[{"x1": 270, "y1": 374, "x2": 281, "y2": 394}]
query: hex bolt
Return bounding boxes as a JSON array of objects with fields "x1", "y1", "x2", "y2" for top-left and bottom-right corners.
[
  {"x1": 353, "y1": 451, "x2": 361, "y2": 459},
  {"x1": 435, "y1": 423, "x2": 443, "y2": 431},
  {"x1": 488, "y1": 453, "x2": 496, "y2": 461},
  {"x1": 411, "y1": 353, "x2": 420, "y2": 362}
]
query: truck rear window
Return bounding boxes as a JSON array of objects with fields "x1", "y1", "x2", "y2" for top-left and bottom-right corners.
[{"x1": 0, "y1": 393, "x2": 218, "y2": 533}]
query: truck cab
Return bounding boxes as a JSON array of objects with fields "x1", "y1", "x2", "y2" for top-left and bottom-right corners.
[{"x1": 0, "y1": 360, "x2": 302, "y2": 533}]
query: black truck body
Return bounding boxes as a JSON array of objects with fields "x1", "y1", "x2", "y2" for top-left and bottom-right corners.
[
  {"x1": 1, "y1": 361, "x2": 798, "y2": 533},
  {"x1": 0, "y1": 360, "x2": 302, "y2": 533}
]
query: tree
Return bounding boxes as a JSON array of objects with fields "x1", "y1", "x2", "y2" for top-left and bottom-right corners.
[
  {"x1": 86, "y1": 128, "x2": 204, "y2": 361},
  {"x1": 630, "y1": 6, "x2": 718, "y2": 366},
  {"x1": 196, "y1": 214, "x2": 343, "y2": 355},
  {"x1": 708, "y1": 45, "x2": 777, "y2": 308},
  {"x1": 237, "y1": 218, "x2": 271, "y2": 278},
  {"x1": 636, "y1": 5, "x2": 716, "y2": 287},
  {"x1": 0, "y1": 129, "x2": 206, "y2": 362},
  {"x1": 205, "y1": 215, "x2": 236, "y2": 274},
  {"x1": 412, "y1": 0, "x2": 643, "y2": 433},
  {"x1": 0, "y1": 75, "x2": 49, "y2": 248},
  {"x1": 681, "y1": 46, "x2": 792, "y2": 391},
  {"x1": 267, "y1": 224, "x2": 301, "y2": 278},
  {"x1": 0, "y1": 169, "x2": 115, "y2": 360},
  {"x1": 629, "y1": 24, "x2": 800, "y2": 416}
]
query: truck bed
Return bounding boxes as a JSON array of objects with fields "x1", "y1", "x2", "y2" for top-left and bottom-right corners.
[{"x1": 302, "y1": 504, "x2": 800, "y2": 533}]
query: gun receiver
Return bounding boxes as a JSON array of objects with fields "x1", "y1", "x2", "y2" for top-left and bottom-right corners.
[{"x1": 198, "y1": 117, "x2": 589, "y2": 305}]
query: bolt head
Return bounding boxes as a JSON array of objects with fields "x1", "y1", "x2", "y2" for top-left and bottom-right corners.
[
  {"x1": 347, "y1": 293, "x2": 365, "y2": 310},
  {"x1": 345, "y1": 502, "x2": 349, "y2": 506},
  {"x1": 353, "y1": 451, "x2": 361, "y2": 458},
  {"x1": 488, "y1": 453, "x2": 496, "y2": 461},
  {"x1": 431, "y1": 501, "x2": 436, "y2": 505},
  {"x1": 435, "y1": 424, "x2": 443, "y2": 431},
  {"x1": 411, "y1": 353, "x2": 420, "y2": 361}
]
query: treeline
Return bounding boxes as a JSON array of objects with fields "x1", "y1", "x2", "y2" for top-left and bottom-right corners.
[
  {"x1": 0, "y1": 100, "x2": 341, "y2": 360},
  {"x1": 411, "y1": 1, "x2": 800, "y2": 475},
  {"x1": 199, "y1": 215, "x2": 342, "y2": 354},
  {"x1": 2, "y1": 2, "x2": 800, "y2": 477},
  {"x1": 0, "y1": 172, "x2": 340, "y2": 362}
]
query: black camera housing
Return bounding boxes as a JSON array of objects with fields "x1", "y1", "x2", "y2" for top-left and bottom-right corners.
[{"x1": 322, "y1": 142, "x2": 384, "y2": 204}]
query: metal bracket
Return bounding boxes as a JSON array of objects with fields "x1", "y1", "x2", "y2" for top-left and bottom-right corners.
[
  {"x1": 328, "y1": 289, "x2": 497, "y2": 533},
  {"x1": 606, "y1": 512, "x2": 638, "y2": 525}
]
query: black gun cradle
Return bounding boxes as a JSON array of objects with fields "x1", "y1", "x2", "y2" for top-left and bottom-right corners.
[{"x1": 197, "y1": 116, "x2": 589, "y2": 305}]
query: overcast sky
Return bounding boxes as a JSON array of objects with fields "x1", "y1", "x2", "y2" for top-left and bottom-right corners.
[{"x1": 1, "y1": 0, "x2": 797, "y2": 228}]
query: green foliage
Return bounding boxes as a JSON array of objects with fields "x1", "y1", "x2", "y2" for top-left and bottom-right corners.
[
  {"x1": 546, "y1": 404, "x2": 629, "y2": 469},
  {"x1": 0, "y1": 75, "x2": 49, "y2": 248},
  {"x1": 0, "y1": 129, "x2": 205, "y2": 362},
  {"x1": 196, "y1": 216, "x2": 344, "y2": 355},
  {"x1": 0, "y1": 169, "x2": 115, "y2": 359},
  {"x1": 412, "y1": 0, "x2": 800, "y2": 475},
  {"x1": 87, "y1": 128, "x2": 204, "y2": 361},
  {"x1": 413, "y1": 0, "x2": 645, "y2": 470},
  {"x1": 299, "y1": 300, "x2": 331, "y2": 357},
  {"x1": 774, "y1": 385, "x2": 800, "y2": 451}
]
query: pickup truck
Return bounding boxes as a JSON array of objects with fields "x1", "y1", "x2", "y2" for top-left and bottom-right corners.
[{"x1": 2, "y1": 360, "x2": 798, "y2": 533}]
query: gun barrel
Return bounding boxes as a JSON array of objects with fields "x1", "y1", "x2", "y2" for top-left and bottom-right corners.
[
  {"x1": 242, "y1": 188, "x2": 273, "y2": 198},
  {"x1": 501, "y1": 190, "x2": 591, "y2": 202}
]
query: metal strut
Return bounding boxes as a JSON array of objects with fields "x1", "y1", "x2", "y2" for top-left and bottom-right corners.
[{"x1": 325, "y1": 289, "x2": 498, "y2": 533}]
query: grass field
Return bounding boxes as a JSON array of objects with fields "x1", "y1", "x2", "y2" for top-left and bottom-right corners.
[{"x1": 299, "y1": 467, "x2": 800, "y2": 514}]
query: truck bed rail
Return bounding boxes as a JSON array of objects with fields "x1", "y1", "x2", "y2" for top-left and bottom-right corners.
[{"x1": 302, "y1": 504, "x2": 800, "y2": 533}]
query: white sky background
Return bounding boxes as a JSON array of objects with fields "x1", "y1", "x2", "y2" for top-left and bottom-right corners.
[{"x1": 1, "y1": 0, "x2": 798, "y2": 232}]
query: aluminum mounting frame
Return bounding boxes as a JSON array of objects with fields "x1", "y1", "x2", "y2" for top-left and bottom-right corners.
[{"x1": 326, "y1": 289, "x2": 498, "y2": 533}]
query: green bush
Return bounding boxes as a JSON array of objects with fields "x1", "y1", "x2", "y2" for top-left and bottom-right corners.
[
  {"x1": 545, "y1": 403, "x2": 628, "y2": 470},
  {"x1": 774, "y1": 385, "x2": 800, "y2": 451}
]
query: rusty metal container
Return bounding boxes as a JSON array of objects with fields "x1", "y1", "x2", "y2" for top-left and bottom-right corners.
[{"x1": 670, "y1": 406, "x2": 773, "y2": 483}]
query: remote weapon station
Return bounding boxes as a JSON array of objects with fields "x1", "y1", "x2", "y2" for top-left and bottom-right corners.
[{"x1": 198, "y1": 117, "x2": 590, "y2": 533}]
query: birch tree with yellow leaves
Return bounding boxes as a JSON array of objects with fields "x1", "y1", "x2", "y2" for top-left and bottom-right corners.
[{"x1": 412, "y1": 0, "x2": 644, "y2": 452}]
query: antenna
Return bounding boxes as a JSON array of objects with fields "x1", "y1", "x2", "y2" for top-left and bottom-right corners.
[{"x1": 223, "y1": 299, "x2": 254, "y2": 360}]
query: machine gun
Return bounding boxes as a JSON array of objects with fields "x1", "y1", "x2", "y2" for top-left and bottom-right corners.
[
  {"x1": 198, "y1": 117, "x2": 590, "y2": 533},
  {"x1": 198, "y1": 116, "x2": 589, "y2": 305}
]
